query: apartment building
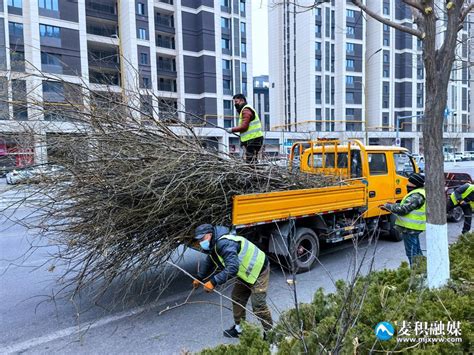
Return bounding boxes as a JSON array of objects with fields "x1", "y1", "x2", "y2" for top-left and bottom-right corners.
[
  {"x1": 0, "y1": 0, "x2": 252, "y2": 168},
  {"x1": 269, "y1": 0, "x2": 473, "y2": 154}
]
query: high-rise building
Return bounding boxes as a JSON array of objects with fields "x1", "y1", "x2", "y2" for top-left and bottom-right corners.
[
  {"x1": 0, "y1": 0, "x2": 252, "y2": 168},
  {"x1": 269, "y1": 0, "x2": 473, "y2": 154}
]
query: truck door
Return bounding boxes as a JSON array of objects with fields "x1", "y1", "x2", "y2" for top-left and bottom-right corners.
[{"x1": 366, "y1": 152, "x2": 394, "y2": 217}]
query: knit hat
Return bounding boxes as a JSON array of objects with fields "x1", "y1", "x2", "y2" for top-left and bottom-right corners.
[
  {"x1": 194, "y1": 224, "x2": 213, "y2": 240},
  {"x1": 408, "y1": 173, "x2": 425, "y2": 187}
]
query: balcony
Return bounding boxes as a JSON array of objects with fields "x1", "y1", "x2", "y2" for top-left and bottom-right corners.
[
  {"x1": 85, "y1": 1, "x2": 117, "y2": 21},
  {"x1": 86, "y1": 23, "x2": 118, "y2": 38},
  {"x1": 156, "y1": 35, "x2": 175, "y2": 49},
  {"x1": 159, "y1": 0, "x2": 174, "y2": 4},
  {"x1": 89, "y1": 69, "x2": 120, "y2": 86},
  {"x1": 158, "y1": 78, "x2": 177, "y2": 92},
  {"x1": 155, "y1": 14, "x2": 175, "y2": 34}
]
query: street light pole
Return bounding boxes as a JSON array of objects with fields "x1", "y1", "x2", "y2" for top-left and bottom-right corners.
[
  {"x1": 395, "y1": 113, "x2": 424, "y2": 146},
  {"x1": 364, "y1": 47, "x2": 382, "y2": 145}
]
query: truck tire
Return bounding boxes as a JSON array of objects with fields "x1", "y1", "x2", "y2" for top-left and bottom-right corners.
[
  {"x1": 447, "y1": 206, "x2": 463, "y2": 223},
  {"x1": 290, "y1": 227, "x2": 319, "y2": 273},
  {"x1": 388, "y1": 225, "x2": 403, "y2": 242}
]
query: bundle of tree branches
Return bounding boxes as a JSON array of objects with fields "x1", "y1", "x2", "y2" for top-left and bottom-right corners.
[{"x1": 7, "y1": 79, "x2": 339, "y2": 298}]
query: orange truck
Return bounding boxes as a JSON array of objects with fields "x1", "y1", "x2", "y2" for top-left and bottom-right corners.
[{"x1": 230, "y1": 139, "x2": 420, "y2": 272}]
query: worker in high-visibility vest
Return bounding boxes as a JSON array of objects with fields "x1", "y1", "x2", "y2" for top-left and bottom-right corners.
[
  {"x1": 225, "y1": 93, "x2": 264, "y2": 164},
  {"x1": 191, "y1": 224, "x2": 272, "y2": 338},
  {"x1": 383, "y1": 173, "x2": 426, "y2": 267},
  {"x1": 447, "y1": 183, "x2": 473, "y2": 234}
]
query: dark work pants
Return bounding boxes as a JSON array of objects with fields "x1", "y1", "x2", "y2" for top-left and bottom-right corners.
[
  {"x1": 401, "y1": 231, "x2": 423, "y2": 267},
  {"x1": 242, "y1": 136, "x2": 263, "y2": 164},
  {"x1": 460, "y1": 203, "x2": 472, "y2": 233},
  {"x1": 231, "y1": 265, "x2": 273, "y2": 331}
]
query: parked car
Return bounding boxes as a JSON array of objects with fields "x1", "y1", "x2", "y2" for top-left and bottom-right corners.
[
  {"x1": 444, "y1": 153, "x2": 455, "y2": 162},
  {"x1": 5, "y1": 165, "x2": 66, "y2": 185},
  {"x1": 454, "y1": 152, "x2": 464, "y2": 162}
]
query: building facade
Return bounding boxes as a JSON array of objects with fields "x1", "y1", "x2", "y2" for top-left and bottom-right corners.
[
  {"x1": 268, "y1": 0, "x2": 473, "y2": 155},
  {"x1": 0, "y1": 0, "x2": 253, "y2": 168}
]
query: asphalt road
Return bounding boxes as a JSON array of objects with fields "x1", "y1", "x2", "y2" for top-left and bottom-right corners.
[{"x1": 0, "y1": 161, "x2": 472, "y2": 354}]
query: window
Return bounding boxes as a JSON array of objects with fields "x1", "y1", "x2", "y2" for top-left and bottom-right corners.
[
  {"x1": 383, "y1": 99, "x2": 389, "y2": 108},
  {"x1": 223, "y1": 100, "x2": 232, "y2": 110},
  {"x1": 346, "y1": 92, "x2": 354, "y2": 102},
  {"x1": 383, "y1": 82, "x2": 389, "y2": 95},
  {"x1": 41, "y1": 52, "x2": 61, "y2": 68},
  {"x1": 240, "y1": 42, "x2": 246, "y2": 54},
  {"x1": 137, "y1": 2, "x2": 145, "y2": 15},
  {"x1": 315, "y1": 25, "x2": 321, "y2": 34},
  {"x1": 142, "y1": 77, "x2": 150, "y2": 88},
  {"x1": 383, "y1": 53, "x2": 389, "y2": 63},
  {"x1": 240, "y1": 22, "x2": 246, "y2": 33},
  {"x1": 239, "y1": 0, "x2": 245, "y2": 14},
  {"x1": 394, "y1": 153, "x2": 414, "y2": 177},
  {"x1": 137, "y1": 28, "x2": 147, "y2": 40},
  {"x1": 222, "y1": 59, "x2": 231, "y2": 70},
  {"x1": 221, "y1": 38, "x2": 230, "y2": 50},
  {"x1": 223, "y1": 79, "x2": 232, "y2": 90},
  {"x1": 315, "y1": 42, "x2": 321, "y2": 51},
  {"x1": 383, "y1": 68, "x2": 389, "y2": 77},
  {"x1": 140, "y1": 53, "x2": 148, "y2": 65},
  {"x1": 221, "y1": 17, "x2": 230, "y2": 28},
  {"x1": 383, "y1": 38, "x2": 389, "y2": 46},
  {"x1": 368, "y1": 153, "x2": 388, "y2": 175},
  {"x1": 8, "y1": 0, "x2": 22, "y2": 8},
  {"x1": 346, "y1": 108, "x2": 355, "y2": 116},
  {"x1": 221, "y1": 0, "x2": 229, "y2": 6},
  {"x1": 346, "y1": 42, "x2": 354, "y2": 52},
  {"x1": 315, "y1": 58, "x2": 321, "y2": 70},
  {"x1": 346, "y1": 9, "x2": 355, "y2": 17},
  {"x1": 39, "y1": 0, "x2": 58, "y2": 11},
  {"x1": 383, "y1": 6, "x2": 389, "y2": 15},
  {"x1": 383, "y1": 24, "x2": 389, "y2": 32},
  {"x1": 347, "y1": 26, "x2": 354, "y2": 35},
  {"x1": 315, "y1": 8, "x2": 321, "y2": 16},
  {"x1": 346, "y1": 59, "x2": 354, "y2": 69},
  {"x1": 346, "y1": 76, "x2": 354, "y2": 85},
  {"x1": 242, "y1": 82, "x2": 247, "y2": 94},
  {"x1": 9, "y1": 22, "x2": 23, "y2": 37},
  {"x1": 241, "y1": 62, "x2": 247, "y2": 73},
  {"x1": 39, "y1": 24, "x2": 60, "y2": 38}
]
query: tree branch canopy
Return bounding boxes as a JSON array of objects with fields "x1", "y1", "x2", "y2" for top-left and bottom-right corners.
[
  {"x1": 351, "y1": 0, "x2": 425, "y2": 39},
  {"x1": 459, "y1": 3, "x2": 474, "y2": 23}
]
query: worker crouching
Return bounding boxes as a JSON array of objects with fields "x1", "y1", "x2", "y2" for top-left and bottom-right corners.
[{"x1": 192, "y1": 224, "x2": 273, "y2": 338}]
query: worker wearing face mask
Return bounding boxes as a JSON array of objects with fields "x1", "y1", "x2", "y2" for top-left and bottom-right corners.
[
  {"x1": 382, "y1": 173, "x2": 426, "y2": 267},
  {"x1": 191, "y1": 224, "x2": 272, "y2": 339}
]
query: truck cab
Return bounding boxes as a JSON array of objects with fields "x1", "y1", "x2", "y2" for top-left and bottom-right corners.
[{"x1": 292, "y1": 139, "x2": 418, "y2": 219}]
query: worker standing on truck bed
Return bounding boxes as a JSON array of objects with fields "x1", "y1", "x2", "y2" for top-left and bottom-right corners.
[
  {"x1": 226, "y1": 94, "x2": 264, "y2": 164},
  {"x1": 383, "y1": 173, "x2": 426, "y2": 267},
  {"x1": 191, "y1": 224, "x2": 273, "y2": 338},
  {"x1": 447, "y1": 183, "x2": 473, "y2": 234}
]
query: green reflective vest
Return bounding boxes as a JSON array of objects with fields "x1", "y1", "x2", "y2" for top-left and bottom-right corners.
[
  {"x1": 450, "y1": 184, "x2": 474, "y2": 209},
  {"x1": 395, "y1": 188, "x2": 426, "y2": 231},
  {"x1": 215, "y1": 234, "x2": 266, "y2": 285},
  {"x1": 238, "y1": 104, "x2": 264, "y2": 143}
]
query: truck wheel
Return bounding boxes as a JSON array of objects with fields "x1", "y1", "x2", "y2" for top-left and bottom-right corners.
[
  {"x1": 290, "y1": 228, "x2": 319, "y2": 273},
  {"x1": 388, "y1": 226, "x2": 403, "y2": 242},
  {"x1": 448, "y1": 206, "x2": 463, "y2": 223}
]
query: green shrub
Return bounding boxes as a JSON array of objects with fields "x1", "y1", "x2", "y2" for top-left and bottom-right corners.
[{"x1": 201, "y1": 233, "x2": 473, "y2": 354}]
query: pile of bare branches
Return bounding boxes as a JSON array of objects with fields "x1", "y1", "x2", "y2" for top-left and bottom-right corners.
[{"x1": 2, "y1": 75, "x2": 341, "y2": 298}]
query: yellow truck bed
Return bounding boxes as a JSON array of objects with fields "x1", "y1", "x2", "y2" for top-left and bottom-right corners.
[{"x1": 232, "y1": 182, "x2": 367, "y2": 227}]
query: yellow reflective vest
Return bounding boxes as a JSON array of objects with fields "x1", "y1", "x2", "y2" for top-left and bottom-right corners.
[
  {"x1": 215, "y1": 235, "x2": 266, "y2": 285},
  {"x1": 450, "y1": 184, "x2": 474, "y2": 209},
  {"x1": 395, "y1": 188, "x2": 426, "y2": 231},
  {"x1": 238, "y1": 104, "x2": 263, "y2": 143}
]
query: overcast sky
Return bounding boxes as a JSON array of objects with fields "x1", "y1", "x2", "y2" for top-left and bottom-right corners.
[{"x1": 251, "y1": 0, "x2": 269, "y2": 76}]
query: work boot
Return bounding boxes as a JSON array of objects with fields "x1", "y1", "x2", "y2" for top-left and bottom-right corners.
[{"x1": 223, "y1": 325, "x2": 242, "y2": 338}]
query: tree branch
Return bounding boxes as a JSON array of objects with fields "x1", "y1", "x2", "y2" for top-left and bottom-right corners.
[
  {"x1": 351, "y1": 0, "x2": 425, "y2": 39},
  {"x1": 459, "y1": 3, "x2": 474, "y2": 23},
  {"x1": 402, "y1": 0, "x2": 425, "y2": 13}
]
